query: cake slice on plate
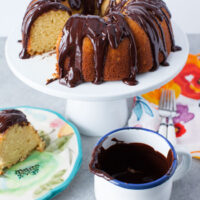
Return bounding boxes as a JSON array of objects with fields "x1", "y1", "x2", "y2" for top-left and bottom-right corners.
[{"x1": 0, "y1": 109, "x2": 45, "y2": 174}]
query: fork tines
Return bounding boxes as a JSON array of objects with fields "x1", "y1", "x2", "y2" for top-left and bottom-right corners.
[{"x1": 159, "y1": 89, "x2": 176, "y2": 113}]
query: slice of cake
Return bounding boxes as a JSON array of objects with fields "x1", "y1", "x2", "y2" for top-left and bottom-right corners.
[
  {"x1": 0, "y1": 109, "x2": 45, "y2": 174},
  {"x1": 20, "y1": 0, "x2": 72, "y2": 59}
]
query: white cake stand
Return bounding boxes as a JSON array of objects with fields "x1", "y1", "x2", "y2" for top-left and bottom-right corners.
[{"x1": 5, "y1": 22, "x2": 189, "y2": 136}]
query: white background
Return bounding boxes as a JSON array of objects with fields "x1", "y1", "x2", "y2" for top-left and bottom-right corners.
[{"x1": 0, "y1": 0, "x2": 200, "y2": 36}]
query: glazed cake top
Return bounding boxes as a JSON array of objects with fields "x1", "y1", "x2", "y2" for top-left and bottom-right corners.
[{"x1": 0, "y1": 110, "x2": 28, "y2": 133}]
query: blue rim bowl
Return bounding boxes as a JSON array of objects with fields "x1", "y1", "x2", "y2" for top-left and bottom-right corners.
[{"x1": 95, "y1": 127, "x2": 177, "y2": 190}]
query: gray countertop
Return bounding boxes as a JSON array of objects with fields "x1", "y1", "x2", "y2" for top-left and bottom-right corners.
[{"x1": 0, "y1": 35, "x2": 200, "y2": 200}]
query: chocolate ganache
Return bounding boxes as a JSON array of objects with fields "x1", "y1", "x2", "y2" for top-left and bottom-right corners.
[
  {"x1": 20, "y1": 0, "x2": 72, "y2": 59},
  {"x1": 89, "y1": 139, "x2": 174, "y2": 184},
  {"x1": 20, "y1": 0, "x2": 104, "y2": 59},
  {"x1": 107, "y1": 0, "x2": 181, "y2": 70},
  {"x1": 124, "y1": 0, "x2": 181, "y2": 69},
  {"x1": 0, "y1": 110, "x2": 28, "y2": 133},
  {"x1": 68, "y1": 0, "x2": 108, "y2": 14},
  {"x1": 68, "y1": 0, "x2": 82, "y2": 10},
  {"x1": 58, "y1": 12, "x2": 138, "y2": 87}
]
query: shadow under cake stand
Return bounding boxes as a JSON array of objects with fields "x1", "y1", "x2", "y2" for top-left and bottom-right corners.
[{"x1": 5, "y1": 22, "x2": 189, "y2": 137}]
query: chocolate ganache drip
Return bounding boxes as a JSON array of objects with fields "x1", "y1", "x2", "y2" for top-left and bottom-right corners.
[
  {"x1": 82, "y1": 0, "x2": 96, "y2": 14},
  {"x1": 96, "y1": 0, "x2": 104, "y2": 14},
  {"x1": 58, "y1": 12, "x2": 138, "y2": 87},
  {"x1": 20, "y1": 0, "x2": 71, "y2": 59},
  {"x1": 68, "y1": 0, "x2": 82, "y2": 10},
  {"x1": 121, "y1": 0, "x2": 181, "y2": 70},
  {"x1": 0, "y1": 110, "x2": 28, "y2": 133},
  {"x1": 106, "y1": 0, "x2": 127, "y2": 14},
  {"x1": 68, "y1": 0, "x2": 104, "y2": 14}
]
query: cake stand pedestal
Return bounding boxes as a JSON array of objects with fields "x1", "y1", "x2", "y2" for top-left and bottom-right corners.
[
  {"x1": 66, "y1": 99, "x2": 130, "y2": 136},
  {"x1": 5, "y1": 22, "x2": 189, "y2": 136}
]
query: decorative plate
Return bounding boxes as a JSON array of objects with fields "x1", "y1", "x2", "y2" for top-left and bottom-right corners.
[{"x1": 0, "y1": 106, "x2": 82, "y2": 200}]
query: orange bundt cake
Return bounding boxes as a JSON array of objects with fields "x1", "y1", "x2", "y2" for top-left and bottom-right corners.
[
  {"x1": 0, "y1": 109, "x2": 45, "y2": 174},
  {"x1": 20, "y1": 0, "x2": 181, "y2": 87}
]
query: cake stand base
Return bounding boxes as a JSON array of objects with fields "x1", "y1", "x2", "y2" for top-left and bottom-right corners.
[{"x1": 66, "y1": 99, "x2": 132, "y2": 136}]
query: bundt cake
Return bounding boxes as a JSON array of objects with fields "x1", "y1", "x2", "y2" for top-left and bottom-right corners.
[
  {"x1": 0, "y1": 109, "x2": 45, "y2": 174},
  {"x1": 20, "y1": 0, "x2": 181, "y2": 87}
]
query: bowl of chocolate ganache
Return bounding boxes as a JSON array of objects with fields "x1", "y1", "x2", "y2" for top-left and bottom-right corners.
[{"x1": 89, "y1": 127, "x2": 191, "y2": 200}]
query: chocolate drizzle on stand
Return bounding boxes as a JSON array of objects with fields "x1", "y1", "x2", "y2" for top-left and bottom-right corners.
[
  {"x1": 20, "y1": 0, "x2": 71, "y2": 59},
  {"x1": 89, "y1": 138, "x2": 174, "y2": 184},
  {"x1": 46, "y1": 77, "x2": 58, "y2": 85},
  {"x1": 58, "y1": 12, "x2": 138, "y2": 87},
  {"x1": 0, "y1": 110, "x2": 28, "y2": 133}
]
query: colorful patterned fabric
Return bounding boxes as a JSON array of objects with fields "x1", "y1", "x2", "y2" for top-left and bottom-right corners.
[{"x1": 128, "y1": 54, "x2": 200, "y2": 159}]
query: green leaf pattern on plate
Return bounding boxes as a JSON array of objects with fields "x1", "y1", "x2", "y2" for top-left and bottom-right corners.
[
  {"x1": 38, "y1": 130, "x2": 51, "y2": 147},
  {"x1": 0, "y1": 151, "x2": 58, "y2": 195},
  {"x1": 45, "y1": 135, "x2": 72, "y2": 153},
  {"x1": 33, "y1": 169, "x2": 66, "y2": 198}
]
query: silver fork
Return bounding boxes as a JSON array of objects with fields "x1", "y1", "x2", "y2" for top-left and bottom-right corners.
[{"x1": 158, "y1": 89, "x2": 177, "y2": 146}]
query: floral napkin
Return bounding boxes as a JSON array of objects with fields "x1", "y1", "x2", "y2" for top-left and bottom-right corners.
[{"x1": 128, "y1": 54, "x2": 200, "y2": 159}]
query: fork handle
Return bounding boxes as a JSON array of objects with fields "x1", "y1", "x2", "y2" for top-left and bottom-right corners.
[
  {"x1": 158, "y1": 117, "x2": 167, "y2": 137},
  {"x1": 167, "y1": 117, "x2": 177, "y2": 146}
]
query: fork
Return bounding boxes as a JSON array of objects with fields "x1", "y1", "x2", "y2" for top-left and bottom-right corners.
[{"x1": 158, "y1": 89, "x2": 177, "y2": 146}]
